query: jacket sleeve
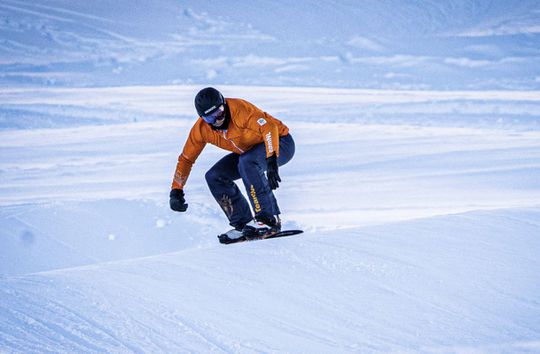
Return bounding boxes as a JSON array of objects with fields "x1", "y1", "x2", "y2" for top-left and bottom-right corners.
[
  {"x1": 259, "y1": 114, "x2": 280, "y2": 158},
  {"x1": 171, "y1": 124, "x2": 206, "y2": 190}
]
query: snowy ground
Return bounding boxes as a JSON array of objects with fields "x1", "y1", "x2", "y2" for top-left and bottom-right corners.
[
  {"x1": 1, "y1": 207, "x2": 540, "y2": 353},
  {"x1": 2, "y1": 0, "x2": 540, "y2": 353},
  {"x1": 1, "y1": 0, "x2": 540, "y2": 90},
  {"x1": 1, "y1": 86, "x2": 540, "y2": 352}
]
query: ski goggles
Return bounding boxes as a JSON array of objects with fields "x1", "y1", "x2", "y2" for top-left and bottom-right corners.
[{"x1": 202, "y1": 105, "x2": 225, "y2": 124}]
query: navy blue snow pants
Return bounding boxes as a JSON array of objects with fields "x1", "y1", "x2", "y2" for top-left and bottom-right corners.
[{"x1": 205, "y1": 134, "x2": 295, "y2": 228}]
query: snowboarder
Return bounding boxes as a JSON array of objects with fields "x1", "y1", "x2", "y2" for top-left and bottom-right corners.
[{"x1": 169, "y1": 87, "x2": 295, "y2": 240}]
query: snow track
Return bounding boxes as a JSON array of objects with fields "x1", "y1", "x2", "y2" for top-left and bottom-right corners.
[
  {"x1": 1, "y1": 207, "x2": 540, "y2": 353},
  {"x1": 1, "y1": 1, "x2": 539, "y2": 89},
  {"x1": 0, "y1": 86, "x2": 539, "y2": 353},
  {"x1": 2, "y1": 0, "x2": 540, "y2": 351}
]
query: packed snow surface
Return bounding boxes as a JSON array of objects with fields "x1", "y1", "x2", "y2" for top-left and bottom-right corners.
[
  {"x1": 1, "y1": 0, "x2": 540, "y2": 353},
  {"x1": 1, "y1": 0, "x2": 540, "y2": 90},
  {"x1": 2, "y1": 85, "x2": 539, "y2": 353},
  {"x1": 2, "y1": 208, "x2": 540, "y2": 353}
]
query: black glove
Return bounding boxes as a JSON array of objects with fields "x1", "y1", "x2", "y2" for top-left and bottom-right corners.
[
  {"x1": 169, "y1": 189, "x2": 188, "y2": 212},
  {"x1": 266, "y1": 154, "x2": 281, "y2": 190}
]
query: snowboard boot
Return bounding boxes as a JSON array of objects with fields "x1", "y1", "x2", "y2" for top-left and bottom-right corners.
[
  {"x1": 218, "y1": 225, "x2": 244, "y2": 242},
  {"x1": 242, "y1": 215, "x2": 281, "y2": 238},
  {"x1": 256, "y1": 214, "x2": 281, "y2": 232}
]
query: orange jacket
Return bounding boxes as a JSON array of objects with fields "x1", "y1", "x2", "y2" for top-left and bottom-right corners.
[{"x1": 172, "y1": 98, "x2": 289, "y2": 190}]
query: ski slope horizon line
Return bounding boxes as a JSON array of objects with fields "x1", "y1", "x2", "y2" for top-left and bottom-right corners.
[{"x1": 2, "y1": 84, "x2": 540, "y2": 102}]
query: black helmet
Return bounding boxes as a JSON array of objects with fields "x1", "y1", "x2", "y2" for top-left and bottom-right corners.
[{"x1": 194, "y1": 87, "x2": 225, "y2": 117}]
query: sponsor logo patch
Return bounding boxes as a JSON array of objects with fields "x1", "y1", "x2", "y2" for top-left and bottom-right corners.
[
  {"x1": 265, "y1": 132, "x2": 274, "y2": 153},
  {"x1": 250, "y1": 185, "x2": 261, "y2": 213},
  {"x1": 219, "y1": 194, "x2": 234, "y2": 219},
  {"x1": 257, "y1": 118, "x2": 267, "y2": 126},
  {"x1": 204, "y1": 105, "x2": 217, "y2": 114}
]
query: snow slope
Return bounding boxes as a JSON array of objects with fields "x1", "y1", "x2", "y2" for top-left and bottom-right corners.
[
  {"x1": 2, "y1": 86, "x2": 540, "y2": 277},
  {"x1": 1, "y1": 85, "x2": 540, "y2": 352},
  {"x1": 1, "y1": 0, "x2": 539, "y2": 89},
  {"x1": 2, "y1": 0, "x2": 540, "y2": 352},
  {"x1": 1, "y1": 208, "x2": 540, "y2": 353}
]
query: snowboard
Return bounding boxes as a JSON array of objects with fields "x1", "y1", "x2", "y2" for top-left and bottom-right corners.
[{"x1": 218, "y1": 229, "x2": 304, "y2": 244}]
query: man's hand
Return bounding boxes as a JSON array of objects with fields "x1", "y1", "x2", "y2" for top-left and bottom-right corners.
[
  {"x1": 169, "y1": 189, "x2": 188, "y2": 212},
  {"x1": 266, "y1": 154, "x2": 281, "y2": 190}
]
